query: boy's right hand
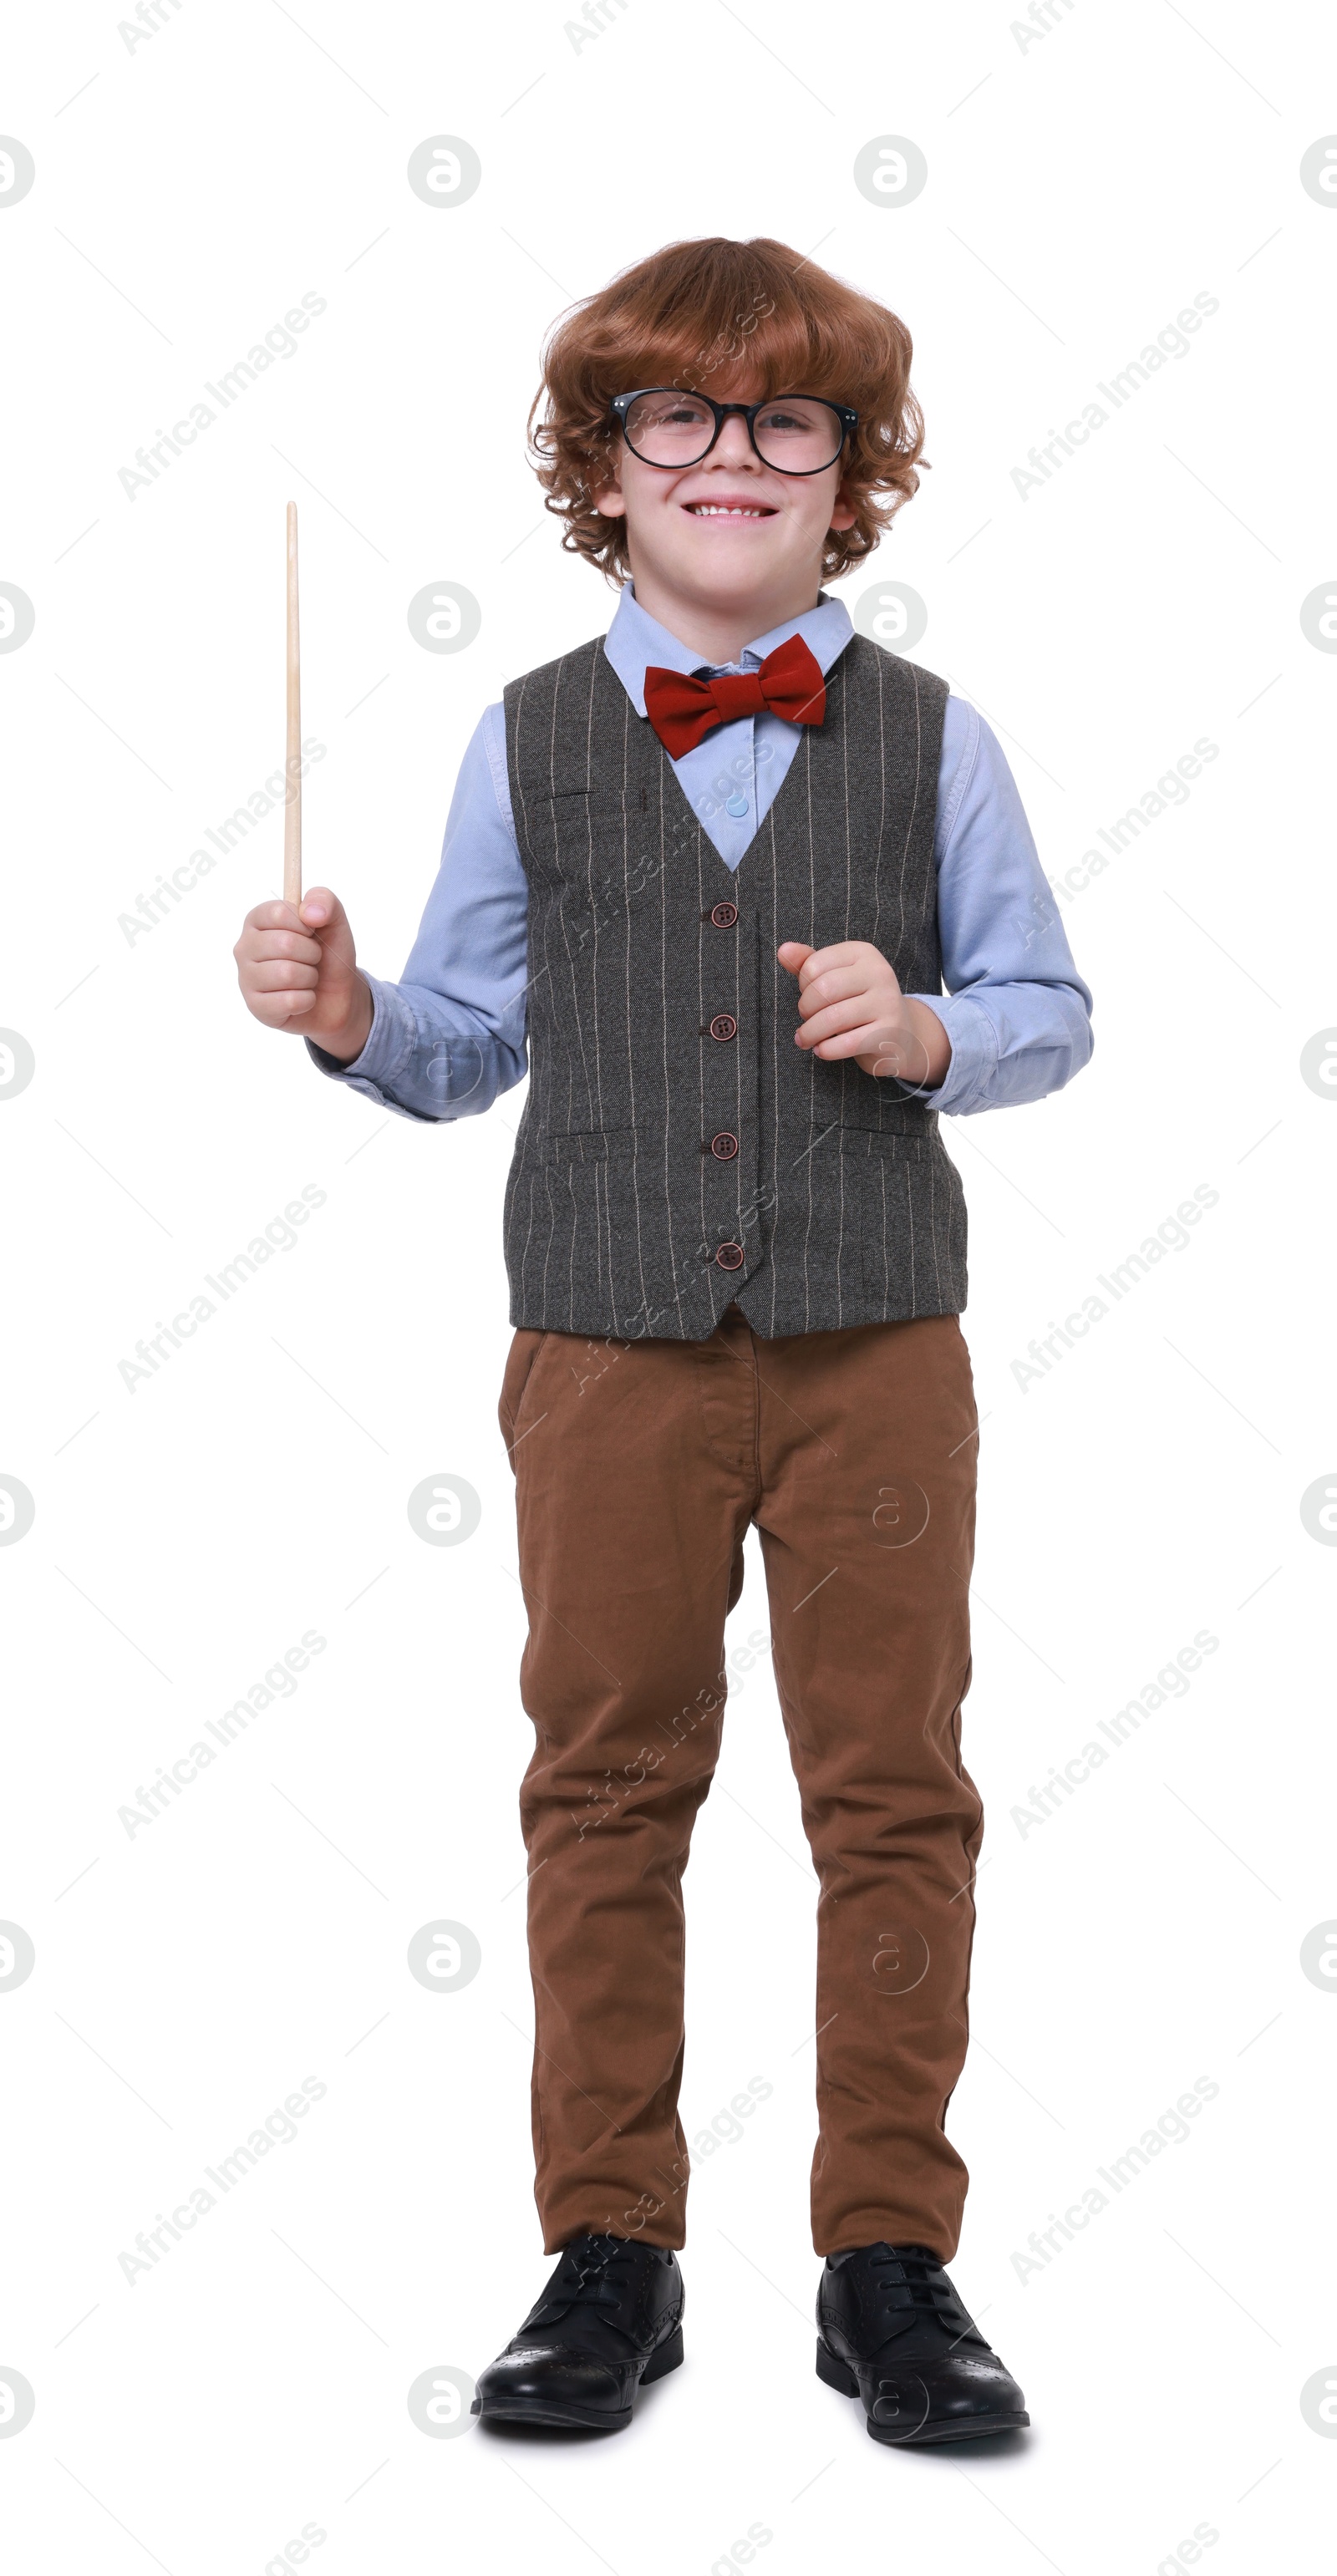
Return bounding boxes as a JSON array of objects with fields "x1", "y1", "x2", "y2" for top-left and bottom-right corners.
[{"x1": 232, "y1": 888, "x2": 374, "y2": 1062}]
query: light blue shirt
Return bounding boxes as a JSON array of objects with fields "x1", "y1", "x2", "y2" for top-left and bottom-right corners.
[{"x1": 309, "y1": 587, "x2": 1092, "y2": 1121}]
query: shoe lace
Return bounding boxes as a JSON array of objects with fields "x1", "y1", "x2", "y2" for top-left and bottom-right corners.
[
  {"x1": 558, "y1": 2234, "x2": 641, "y2": 2313},
  {"x1": 865, "y1": 2244, "x2": 972, "y2": 2338}
]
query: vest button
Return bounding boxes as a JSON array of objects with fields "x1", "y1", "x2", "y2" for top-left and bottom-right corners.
[
  {"x1": 708, "y1": 1013, "x2": 738, "y2": 1042},
  {"x1": 714, "y1": 1241, "x2": 745, "y2": 1271},
  {"x1": 708, "y1": 902, "x2": 739, "y2": 928},
  {"x1": 708, "y1": 1132, "x2": 739, "y2": 1160}
]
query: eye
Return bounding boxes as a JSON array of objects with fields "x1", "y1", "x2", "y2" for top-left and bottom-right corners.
[{"x1": 631, "y1": 395, "x2": 709, "y2": 428}]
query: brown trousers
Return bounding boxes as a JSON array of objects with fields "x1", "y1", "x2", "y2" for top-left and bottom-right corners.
[{"x1": 498, "y1": 1302, "x2": 984, "y2": 2260}]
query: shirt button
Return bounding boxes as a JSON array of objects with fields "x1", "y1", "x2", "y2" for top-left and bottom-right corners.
[
  {"x1": 708, "y1": 901, "x2": 739, "y2": 928},
  {"x1": 725, "y1": 792, "x2": 749, "y2": 817},
  {"x1": 708, "y1": 1013, "x2": 738, "y2": 1042},
  {"x1": 714, "y1": 1241, "x2": 745, "y2": 1271},
  {"x1": 708, "y1": 1132, "x2": 740, "y2": 1161}
]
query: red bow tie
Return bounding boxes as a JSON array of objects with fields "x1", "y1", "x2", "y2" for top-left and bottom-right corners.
[{"x1": 642, "y1": 633, "x2": 826, "y2": 760}]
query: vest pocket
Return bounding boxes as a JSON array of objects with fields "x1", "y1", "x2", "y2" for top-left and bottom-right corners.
[
  {"x1": 832, "y1": 1126, "x2": 930, "y2": 1161},
  {"x1": 546, "y1": 1129, "x2": 638, "y2": 1165},
  {"x1": 524, "y1": 790, "x2": 642, "y2": 853},
  {"x1": 530, "y1": 791, "x2": 638, "y2": 818}
]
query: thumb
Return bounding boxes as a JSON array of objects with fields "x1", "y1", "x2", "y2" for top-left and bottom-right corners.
[
  {"x1": 298, "y1": 887, "x2": 344, "y2": 932},
  {"x1": 777, "y1": 940, "x2": 813, "y2": 975}
]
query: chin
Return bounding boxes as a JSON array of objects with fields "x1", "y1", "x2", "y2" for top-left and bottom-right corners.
[{"x1": 674, "y1": 539, "x2": 783, "y2": 583}]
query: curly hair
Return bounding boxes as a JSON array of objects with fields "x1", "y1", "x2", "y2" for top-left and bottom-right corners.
[{"x1": 527, "y1": 235, "x2": 928, "y2": 586}]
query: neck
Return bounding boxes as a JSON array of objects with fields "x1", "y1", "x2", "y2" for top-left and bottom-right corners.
[{"x1": 626, "y1": 563, "x2": 822, "y2": 667}]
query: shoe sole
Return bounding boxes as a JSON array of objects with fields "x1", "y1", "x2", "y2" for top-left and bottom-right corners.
[
  {"x1": 816, "y1": 2335, "x2": 1029, "y2": 2445},
  {"x1": 473, "y1": 2325, "x2": 684, "y2": 2433}
]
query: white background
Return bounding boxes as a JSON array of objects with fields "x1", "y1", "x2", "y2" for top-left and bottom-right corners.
[{"x1": 2, "y1": 3, "x2": 1334, "y2": 2569}]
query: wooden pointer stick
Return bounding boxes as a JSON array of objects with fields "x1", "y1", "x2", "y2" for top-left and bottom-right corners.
[{"x1": 284, "y1": 500, "x2": 302, "y2": 906}]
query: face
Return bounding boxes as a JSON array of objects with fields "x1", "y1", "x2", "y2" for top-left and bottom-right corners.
[{"x1": 593, "y1": 371, "x2": 857, "y2": 632}]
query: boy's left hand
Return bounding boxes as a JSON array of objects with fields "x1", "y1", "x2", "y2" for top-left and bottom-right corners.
[{"x1": 777, "y1": 939, "x2": 951, "y2": 1089}]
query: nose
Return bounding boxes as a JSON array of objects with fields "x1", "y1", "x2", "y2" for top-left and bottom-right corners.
[{"x1": 707, "y1": 412, "x2": 761, "y2": 468}]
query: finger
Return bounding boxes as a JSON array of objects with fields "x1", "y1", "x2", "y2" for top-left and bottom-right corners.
[
  {"x1": 809, "y1": 1020, "x2": 903, "y2": 1064},
  {"x1": 242, "y1": 927, "x2": 324, "y2": 968},
  {"x1": 247, "y1": 900, "x2": 305, "y2": 933},
  {"x1": 300, "y1": 887, "x2": 341, "y2": 930},
  {"x1": 816, "y1": 1022, "x2": 929, "y2": 1075},
  {"x1": 795, "y1": 995, "x2": 881, "y2": 1046},
  {"x1": 795, "y1": 966, "x2": 873, "y2": 1016},
  {"x1": 247, "y1": 988, "x2": 318, "y2": 1027},
  {"x1": 795, "y1": 941, "x2": 872, "y2": 984},
  {"x1": 248, "y1": 958, "x2": 320, "y2": 994},
  {"x1": 776, "y1": 940, "x2": 813, "y2": 975}
]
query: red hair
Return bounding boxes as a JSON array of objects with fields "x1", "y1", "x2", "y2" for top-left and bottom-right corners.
[{"x1": 527, "y1": 235, "x2": 928, "y2": 585}]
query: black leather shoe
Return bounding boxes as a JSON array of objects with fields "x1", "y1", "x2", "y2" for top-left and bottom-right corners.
[
  {"x1": 471, "y1": 2233, "x2": 684, "y2": 2432},
  {"x1": 816, "y1": 2243, "x2": 1029, "y2": 2445}
]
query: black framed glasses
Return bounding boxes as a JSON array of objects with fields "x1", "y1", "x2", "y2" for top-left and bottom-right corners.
[{"x1": 609, "y1": 387, "x2": 857, "y2": 476}]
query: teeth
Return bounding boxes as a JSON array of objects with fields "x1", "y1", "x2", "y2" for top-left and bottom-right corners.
[{"x1": 689, "y1": 505, "x2": 765, "y2": 516}]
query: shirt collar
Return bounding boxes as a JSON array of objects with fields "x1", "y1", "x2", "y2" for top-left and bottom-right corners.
[{"x1": 602, "y1": 582, "x2": 854, "y2": 719}]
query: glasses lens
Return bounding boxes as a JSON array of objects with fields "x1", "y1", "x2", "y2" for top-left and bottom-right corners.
[
  {"x1": 751, "y1": 396, "x2": 845, "y2": 472},
  {"x1": 622, "y1": 390, "x2": 716, "y2": 464}
]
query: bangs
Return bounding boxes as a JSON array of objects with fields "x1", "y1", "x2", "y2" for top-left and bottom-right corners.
[{"x1": 557, "y1": 236, "x2": 902, "y2": 408}]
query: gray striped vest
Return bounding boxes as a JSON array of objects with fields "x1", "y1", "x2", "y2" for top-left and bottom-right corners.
[{"x1": 501, "y1": 631, "x2": 967, "y2": 1341}]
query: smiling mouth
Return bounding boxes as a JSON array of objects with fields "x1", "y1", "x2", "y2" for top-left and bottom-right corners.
[{"x1": 683, "y1": 501, "x2": 777, "y2": 518}]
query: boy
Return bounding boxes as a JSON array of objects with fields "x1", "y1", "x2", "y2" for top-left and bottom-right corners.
[{"x1": 234, "y1": 236, "x2": 1092, "y2": 2447}]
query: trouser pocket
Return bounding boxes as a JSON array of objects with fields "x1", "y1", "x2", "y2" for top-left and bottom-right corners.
[{"x1": 497, "y1": 1328, "x2": 547, "y2": 1464}]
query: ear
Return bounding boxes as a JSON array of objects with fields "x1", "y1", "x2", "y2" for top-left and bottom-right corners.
[
  {"x1": 828, "y1": 476, "x2": 857, "y2": 534},
  {"x1": 592, "y1": 451, "x2": 627, "y2": 519}
]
